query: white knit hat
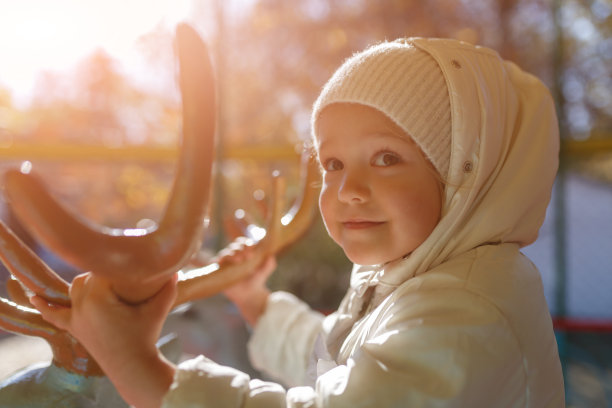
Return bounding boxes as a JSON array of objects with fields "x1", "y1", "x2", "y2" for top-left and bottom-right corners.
[{"x1": 311, "y1": 39, "x2": 452, "y2": 178}]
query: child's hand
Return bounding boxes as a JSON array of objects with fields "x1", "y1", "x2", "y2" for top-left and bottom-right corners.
[
  {"x1": 30, "y1": 272, "x2": 178, "y2": 408},
  {"x1": 214, "y1": 236, "x2": 277, "y2": 326}
]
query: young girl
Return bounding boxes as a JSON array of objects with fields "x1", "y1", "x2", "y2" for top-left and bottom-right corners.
[{"x1": 32, "y1": 37, "x2": 565, "y2": 407}]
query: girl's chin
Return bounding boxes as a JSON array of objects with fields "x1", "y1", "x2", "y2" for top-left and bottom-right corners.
[{"x1": 343, "y1": 247, "x2": 412, "y2": 266}]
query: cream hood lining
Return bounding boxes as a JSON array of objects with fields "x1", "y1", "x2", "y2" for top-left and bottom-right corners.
[{"x1": 362, "y1": 38, "x2": 560, "y2": 290}]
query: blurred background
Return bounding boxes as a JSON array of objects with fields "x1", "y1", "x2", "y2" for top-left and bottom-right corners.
[{"x1": 0, "y1": 0, "x2": 610, "y2": 406}]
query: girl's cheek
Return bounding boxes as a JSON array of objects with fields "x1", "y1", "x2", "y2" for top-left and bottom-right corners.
[
  {"x1": 318, "y1": 186, "x2": 329, "y2": 215},
  {"x1": 318, "y1": 196, "x2": 340, "y2": 247},
  {"x1": 318, "y1": 177, "x2": 331, "y2": 200},
  {"x1": 318, "y1": 185, "x2": 334, "y2": 221}
]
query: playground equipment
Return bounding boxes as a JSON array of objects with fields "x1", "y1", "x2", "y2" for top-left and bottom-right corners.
[{"x1": 0, "y1": 23, "x2": 319, "y2": 406}]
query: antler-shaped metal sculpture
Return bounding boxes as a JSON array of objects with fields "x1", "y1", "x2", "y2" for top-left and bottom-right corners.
[
  {"x1": 0, "y1": 153, "x2": 318, "y2": 379},
  {"x1": 0, "y1": 22, "x2": 320, "y2": 387},
  {"x1": 175, "y1": 153, "x2": 320, "y2": 305},
  {"x1": 3, "y1": 23, "x2": 215, "y2": 304},
  {"x1": 0, "y1": 224, "x2": 103, "y2": 376}
]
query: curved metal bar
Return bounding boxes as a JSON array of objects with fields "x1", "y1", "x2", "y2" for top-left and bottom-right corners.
[
  {"x1": 275, "y1": 153, "x2": 320, "y2": 251},
  {"x1": 4, "y1": 24, "x2": 216, "y2": 303},
  {"x1": 0, "y1": 296, "x2": 103, "y2": 376},
  {"x1": 0, "y1": 292, "x2": 103, "y2": 376},
  {"x1": 0, "y1": 221, "x2": 70, "y2": 306},
  {"x1": 47, "y1": 332, "x2": 104, "y2": 376},
  {"x1": 230, "y1": 153, "x2": 319, "y2": 249},
  {"x1": 0, "y1": 266, "x2": 104, "y2": 376},
  {"x1": 222, "y1": 211, "x2": 253, "y2": 244},
  {"x1": 173, "y1": 153, "x2": 320, "y2": 305},
  {"x1": 0, "y1": 222, "x2": 103, "y2": 376},
  {"x1": 174, "y1": 174, "x2": 284, "y2": 306},
  {"x1": 6, "y1": 276, "x2": 32, "y2": 307},
  {"x1": 0, "y1": 296, "x2": 58, "y2": 339}
]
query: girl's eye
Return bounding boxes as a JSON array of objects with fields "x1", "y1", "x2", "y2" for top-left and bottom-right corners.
[
  {"x1": 372, "y1": 151, "x2": 401, "y2": 167},
  {"x1": 323, "y1": 158, "x2": 344, "y2": 171}
]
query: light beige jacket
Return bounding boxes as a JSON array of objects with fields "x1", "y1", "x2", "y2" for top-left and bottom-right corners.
[{"x1": 163, "y1": 38, "x2": 565, "y2": 407}]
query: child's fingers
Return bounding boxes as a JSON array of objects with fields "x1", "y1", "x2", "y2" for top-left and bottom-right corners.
[
  {"x1": 262, "y1": 255, "x2": 277, "y2": 271},
  {"x1": 29, "y1": 295, "x2": 72, "y2": 331},
  {"x1": 254, "y1": 256, "x2": 277, "y2": 281},
  {"x1": 68, "y1": 273, "x2": 92, "y2": 306},
  {"x1": 145, "y1": 273, "x2": 178, "y2": 317},
  {"x1": 224, "y1": 255, "x2": 276, "y2": 297},
  {"x1": 73, "y1": 272, "x2": 117, "y2": 307}
]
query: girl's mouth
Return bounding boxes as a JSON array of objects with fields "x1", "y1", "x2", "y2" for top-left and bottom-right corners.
[{"x1": 342, "y1": 221, "x2": 384, "y2": 229}]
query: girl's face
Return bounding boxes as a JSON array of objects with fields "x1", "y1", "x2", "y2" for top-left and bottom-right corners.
[{"x1": 316, "y1": 103, "x2": 443, "y2": 265}]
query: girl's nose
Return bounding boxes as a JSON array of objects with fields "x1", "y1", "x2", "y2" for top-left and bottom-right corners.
[{"x1": 338, "y1": 170, "x2": 370, "y2": 203}]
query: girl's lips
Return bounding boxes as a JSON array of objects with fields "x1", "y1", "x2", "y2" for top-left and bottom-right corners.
[{"x1": 342, "y1": 221, "x2": 384, "y2": 229}]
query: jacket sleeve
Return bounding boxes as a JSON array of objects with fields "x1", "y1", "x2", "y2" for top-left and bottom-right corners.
[
  {"x1": 162, "y1": 355, "x2": 287, "y2": 408},
  {"x1": 248, "y1": 291, "x2": 327, "y2": 387},
  {"x1": 162, "y1": 291, "x2": 326, "y2": 407}
]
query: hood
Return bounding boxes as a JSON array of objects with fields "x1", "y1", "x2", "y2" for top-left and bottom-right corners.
[{"x1": 353, "y1": 38, "x2": 559, "y2": 291}]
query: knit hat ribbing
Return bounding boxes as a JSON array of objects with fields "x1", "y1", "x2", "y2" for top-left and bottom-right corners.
[{"x1": 311, "y1": 40, "x2": 452, "y2": 179}]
